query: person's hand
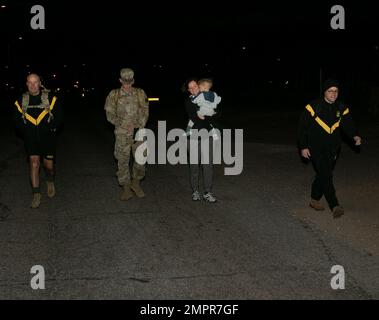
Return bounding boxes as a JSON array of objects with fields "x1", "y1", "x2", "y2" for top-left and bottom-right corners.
[
  {"x1": 301, "y1": 148, "x2": 311, "y2": 159},
  {"x1": 353, "y1": 136, "x2": 362, "y2": 146}
]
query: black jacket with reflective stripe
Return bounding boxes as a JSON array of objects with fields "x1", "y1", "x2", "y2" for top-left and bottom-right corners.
[
  {"x1": 298, "y1": 98, "x2": 358, "y2": 153},
  {"x1": 13, "y1": 92, "x2": 63, "y2": 142}
]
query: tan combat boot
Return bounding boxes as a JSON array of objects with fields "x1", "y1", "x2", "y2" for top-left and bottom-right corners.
[
  {"x1": 130, "y1": 179, "x2": 145, "y2": 198},
  {"x1": 309, "y1": 199, "x2": 325, "y2": 211},
  {"x1": 120, "y1": 184, "x2": 134, "y2": 201},
  {"x1": 332, "y1": 206, "x2": 344, "y2": 219},
  {"x1": 31, "y1": 193, "x2": 41, "y2": 209},
  {"x1": 46, "y1": 181, "x2": 56, "y2": 198}
]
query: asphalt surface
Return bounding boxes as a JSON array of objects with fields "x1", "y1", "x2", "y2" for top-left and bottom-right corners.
[{"x1": 0, "y1": 99, "x2": 378, "y2": 299}]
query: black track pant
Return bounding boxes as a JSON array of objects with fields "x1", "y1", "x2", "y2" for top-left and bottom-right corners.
[{"x1": 311, "y1": 150, "x2": 339, "y2": 210}]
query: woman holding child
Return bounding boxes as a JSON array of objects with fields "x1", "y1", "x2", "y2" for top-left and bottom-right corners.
[{"x1": 183, "y1": 78, "x2": 221, "y2": 203}]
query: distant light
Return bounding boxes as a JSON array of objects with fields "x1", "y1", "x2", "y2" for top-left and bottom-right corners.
[
  {"x1": 148, "y1": 98, "x2": 159, "y2": 102},
  {"x1": 74, "y1": 84, "x2": 79, "y2": 88},
  {"x1": 63, "y1": 64, "x2": 68, "y2": 68},
  {"x1": 81, "y1": 93, "x2": 85, "y2": 97},
  {"x1": 276, "y1": 58, "x2": 281, "y2": 62},
  {"x1": 285, "y1": 80, "x2": 289, "y2": 85},
  {"x1": 76, "y1": 80, "x2": 79, "y2": 84},
  {"x1": 56, "y1": 88, "x2": 61, "y2": 92},
  {"x1": 4, "y1": 65, "x2": 8, "y2": 69},
  {"x1": 242, "y1": 46, "x2": 246, "y2": 50},
  {"x1": 53, "y1": 74, "x2": 57, "y2": 78},
  {"x1": 1, "y1": 5, "x2": 6, "y2": 9}
]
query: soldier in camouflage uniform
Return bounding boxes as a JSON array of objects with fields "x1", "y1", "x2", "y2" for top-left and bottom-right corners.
[{"x1": 104, "y1": 68, "x2": 149, "y2": 201}]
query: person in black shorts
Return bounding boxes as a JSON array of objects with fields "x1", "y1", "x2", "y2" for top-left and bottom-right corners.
[{"x1": 13, "y1": 74, "x2": 63, "y2": 209}]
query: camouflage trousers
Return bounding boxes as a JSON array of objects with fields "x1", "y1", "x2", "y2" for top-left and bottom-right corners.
[{"x1": 114, "y1": 132, "x2": 145, "y2": 186}]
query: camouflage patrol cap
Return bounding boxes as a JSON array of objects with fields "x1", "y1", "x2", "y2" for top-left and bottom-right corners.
[{"x1": 120, "y1": 68, "x2": 134, "y2": 83}]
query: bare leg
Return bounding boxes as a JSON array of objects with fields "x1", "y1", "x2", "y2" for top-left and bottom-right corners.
[
  {"x1": 43, "y1": 158, "x2": 56, "y2": 198},
  {"x1": 29, "y1": 155, "x2": 41, "y2": 191},
  {"x1": 29, "y1": 155, "x2": 41, "y2": 208},
  {"x1": 43, "y1": 159, "x2": 55, "y2": 181}
]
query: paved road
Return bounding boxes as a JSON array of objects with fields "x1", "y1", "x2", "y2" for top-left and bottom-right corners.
[{"x1": 0, "y1": 101, "x2": 378, "y2": 299}]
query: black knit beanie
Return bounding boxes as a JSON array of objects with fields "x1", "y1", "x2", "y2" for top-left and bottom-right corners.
[{"x1": 323, "y1": 79, "x2": 340, "y2": 92}]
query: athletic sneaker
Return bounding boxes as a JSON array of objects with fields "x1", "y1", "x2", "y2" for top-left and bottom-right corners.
[
  {"x1": 203, "y1": 192, "x2": 217, "y2": 203},
  {"x1": 192, "y1": 190, "x2": 201, "y2": 201}
]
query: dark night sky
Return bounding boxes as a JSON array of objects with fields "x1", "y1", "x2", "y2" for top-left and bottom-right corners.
[{"x1": 1, "y1": 1, "x2": 379, "y2": 106}]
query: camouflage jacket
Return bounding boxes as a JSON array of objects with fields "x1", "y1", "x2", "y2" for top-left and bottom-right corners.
[{"x1": 104, "y1": 87, "x2": 149, "y2": 130}]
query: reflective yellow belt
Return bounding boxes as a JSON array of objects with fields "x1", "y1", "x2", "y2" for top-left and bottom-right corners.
[
  {"x1": 305, "y1": 104, "x2": 349, "y2": 135},
  {"x1": 15, "y1": 97, "x2": 57, "y2": 126}
]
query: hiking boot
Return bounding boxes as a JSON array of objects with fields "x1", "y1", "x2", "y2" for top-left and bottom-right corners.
[
  {"x1": 130, "y1": 179, "x2": 145, "y2": 198},
  {"x1": 192, "y1": 190, "x2": 201, "y2": 201},
  {"x1": 31, "y1": 193, "x2": 41, "y2": 209},
  {"x1": 203, "y1": 192, "x2": 217, "y2": 203},
  {"x1": 332, "y1": 206, "x2": 345, "y2": 219},
  {"x1": 46, "y1": 181, "x2": 56, "y2": 198},
  {"x1": 309, "y1": 199, "x2": 325, "y2": 211},
  {"x1": 120, "y1": 185, "x2": 134, "y2": 201}
]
